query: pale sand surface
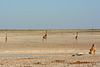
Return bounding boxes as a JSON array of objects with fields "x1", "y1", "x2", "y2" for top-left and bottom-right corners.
[
  {"x1": 0, "y1": 56, "x2": 100, "y2": 67},
  {"x1": 0, "y1": 30, "x2": 100, "y2": 67}
]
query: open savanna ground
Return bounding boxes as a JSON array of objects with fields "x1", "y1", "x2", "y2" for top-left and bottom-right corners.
[
  {"x1": 0, "y1": 29, "x2": 100, "y2": 55},
  {"x1": 0, "y1": 29, "x2": 100, "y2": 67}
]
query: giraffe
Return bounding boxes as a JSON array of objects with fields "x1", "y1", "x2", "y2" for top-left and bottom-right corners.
[
  {"x1": 76, "y1": 32, "x2": 78, "y2": 35},
  {"x1": 42, "y1": 30, "x2": 48, "y2": 42},
  {"x1": 42, "y1": 34, "x2": 47, "y2": 42},
  {"x1": 90, "y1": 44, "x2": 96, "y2": 55},
  {"x1": 75, "y1": 32, "x2": 78, "y2": 40},
  {"x1": 46, "y1": 30, "x2": 47, "y2": 34},
  {"x1": 5, "y1": 34, "x2": 7, "y2": 42}
]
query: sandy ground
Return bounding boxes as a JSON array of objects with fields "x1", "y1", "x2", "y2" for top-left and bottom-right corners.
[
  {"x1": 0, "y1": 56, "x2": 100, "y2": 67},
  {"x1": 0, "y1": 30, "x2": 100, "y2": 67}
]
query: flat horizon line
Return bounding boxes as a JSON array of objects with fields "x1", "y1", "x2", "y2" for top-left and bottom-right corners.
[{"x1": 0, "y1": 29, "x2": 100, "y2": 31}]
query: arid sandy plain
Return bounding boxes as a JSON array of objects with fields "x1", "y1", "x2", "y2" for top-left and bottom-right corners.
[{"x1": 0, "y1": 29, "x2": 100, "y2": 67}]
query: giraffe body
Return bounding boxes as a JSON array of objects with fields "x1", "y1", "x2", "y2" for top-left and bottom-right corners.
[{"x1": 90, "y1": 44, "x2": 96, "y2": 55}]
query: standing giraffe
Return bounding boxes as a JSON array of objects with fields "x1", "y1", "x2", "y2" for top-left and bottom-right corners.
[
  {"x1": 42, "y1": 30, "x2": 48, "y2": 42},
  {"x1": 90, "y1": 44, "x2": 96, "y2": 55},
  {"x1": 42, "y1": 34, "x2": 47, "y2": 42},
  {"x1": 5, "y1": 34, "x2": 7, "y2": 42},
  {"x1": 76, "y1": 32, "x2": 78, "y2": 35},
  {"x1": 46, "y1": 30, "x2": 47, "y2": 34},
  {"x1": 75, "y1": 32, "x2": 78, "y2": 40}
]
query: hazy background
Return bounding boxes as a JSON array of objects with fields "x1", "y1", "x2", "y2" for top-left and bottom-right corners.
[{"x1": 0, "y1": 0, "x2": 100, "y2": 29}]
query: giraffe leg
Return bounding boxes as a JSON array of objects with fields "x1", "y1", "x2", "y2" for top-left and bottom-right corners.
[{"x1": 90, "y1": 49, "x2": 91, "y2": 54}]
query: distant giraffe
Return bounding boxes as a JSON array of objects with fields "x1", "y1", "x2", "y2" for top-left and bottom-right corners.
[
  {"x1": 42, "y1": 34, "x2": 47, "y2": 42},
  {"x1": 76, "y1": 32, "x2": 78, "y2": 35},
  {"x1": 46, "y1": 30, "x2": 47, "y2": 34},
  {"x1": 90, "y1": 44, "x2": 96, "y2": 55},
  {"x1": 75, "y1": 32, "x2": 78, "y2": 40},
  {"x1": 42, "y1": 30, "x2": 48, "y2": 42},
  {"x1": 5, "y1": 34, "x2": 7, "y2": 42}
]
